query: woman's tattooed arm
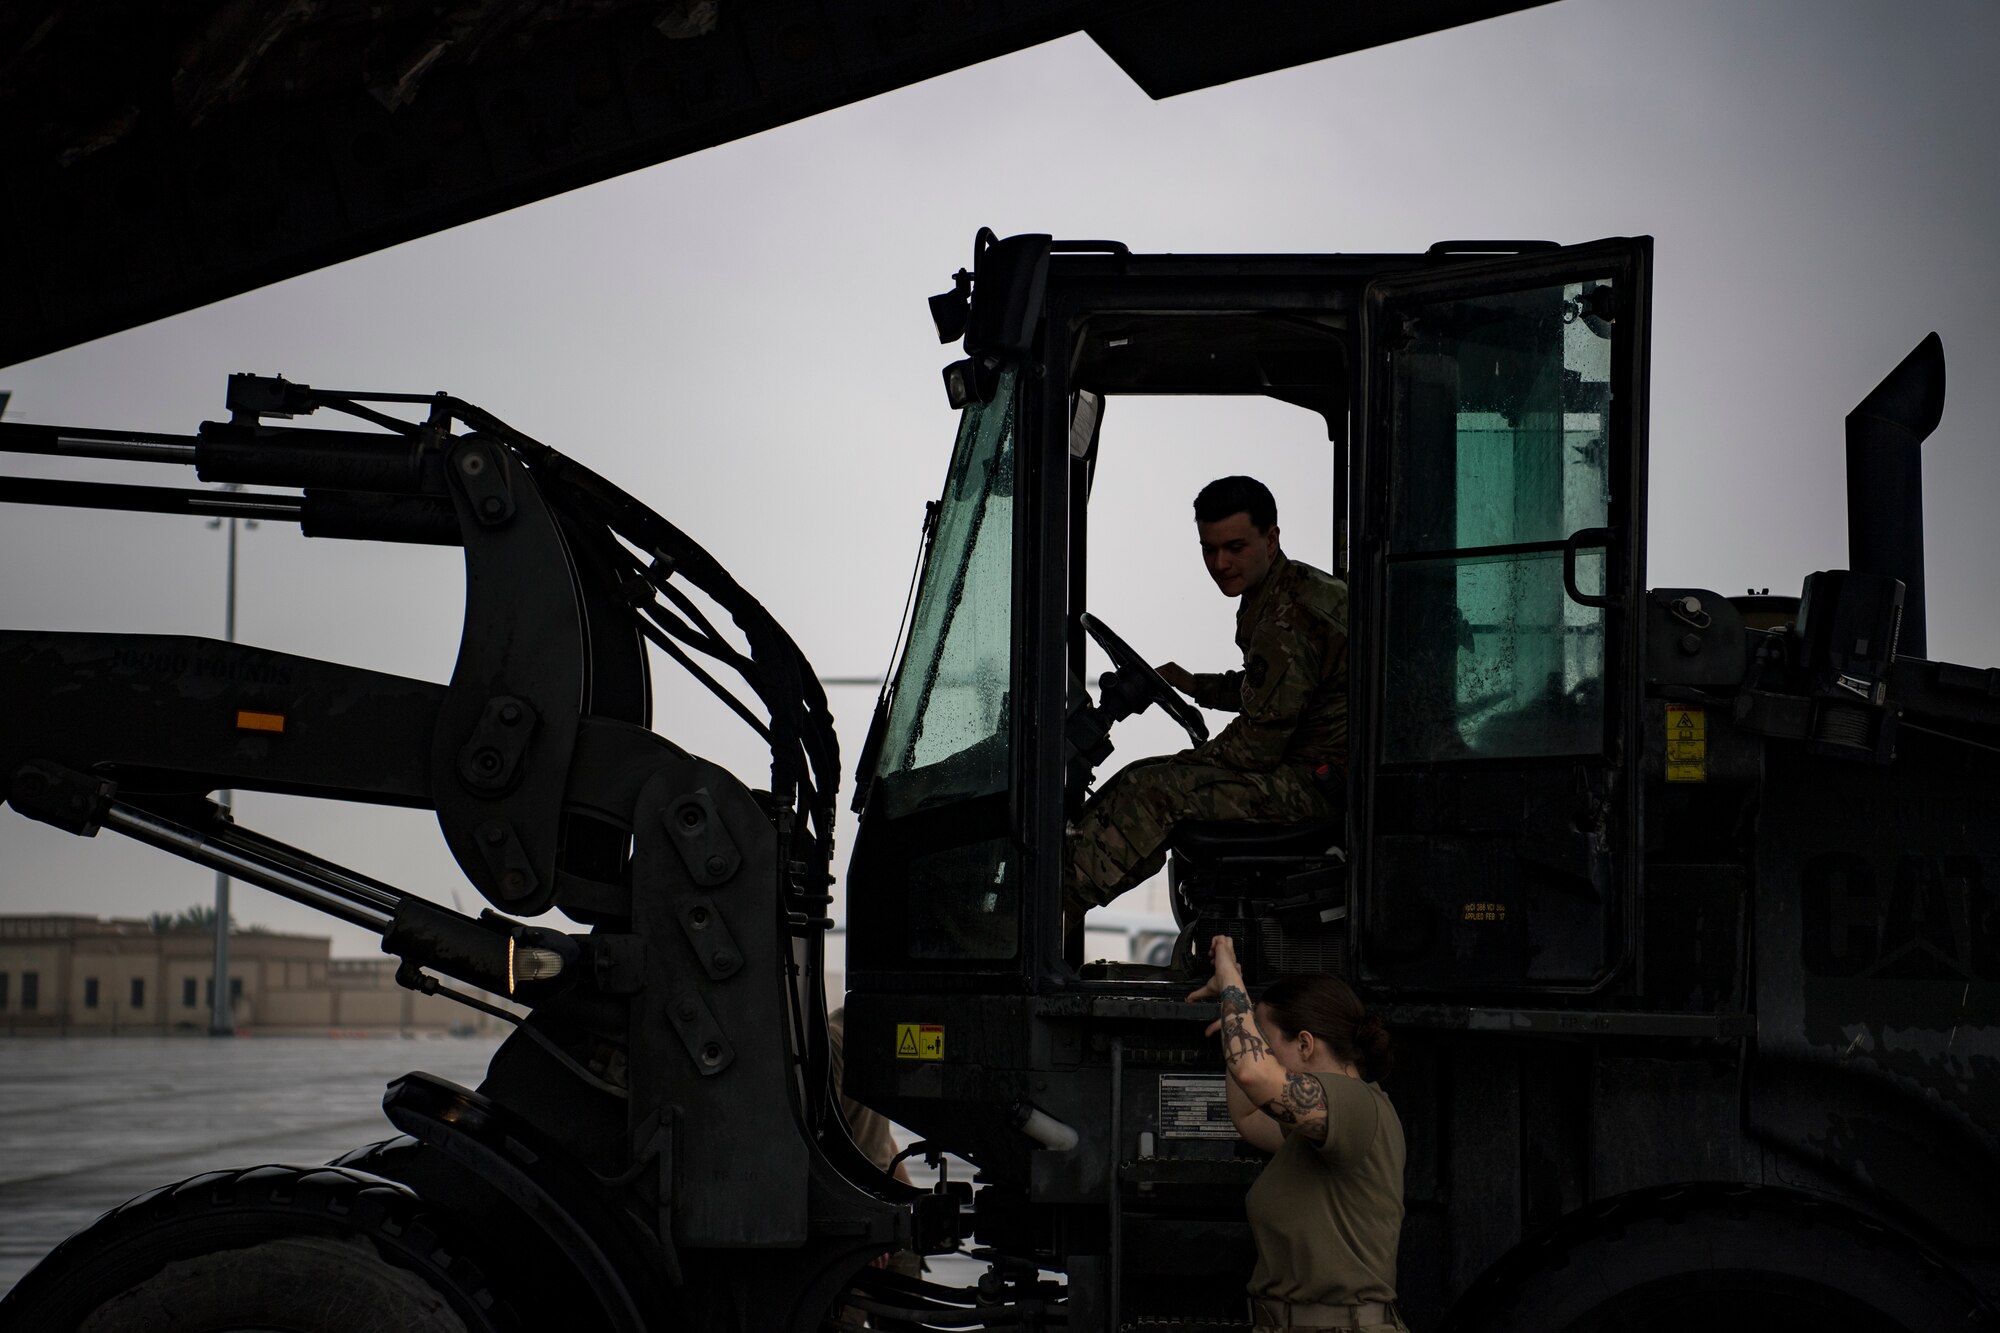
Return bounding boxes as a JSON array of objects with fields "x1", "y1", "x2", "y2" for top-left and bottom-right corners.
[
  {"x1": 1259, "y1": 1073, "x2": 1330, "y2": 1144},
  {"x1": 1216, "y1": 986, "x2": 1331, "y2": 1143},
  {"x1": 1218, "y1": 987, "x2": 1269, "y2": 1068}
]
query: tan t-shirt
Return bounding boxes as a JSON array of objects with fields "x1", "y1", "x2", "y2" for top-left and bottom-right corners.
[
  {"x1": 827, "y1": 1006, "x2": 900, "y2": 1172},
  {"x1": 1244, "y1": 1073, "x2": 1405, "y2": 1305}
]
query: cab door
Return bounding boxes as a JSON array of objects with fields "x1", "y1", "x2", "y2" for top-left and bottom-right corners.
[{"x1": 1351, "y1": 239, "x2": 1652, "y2": 993}]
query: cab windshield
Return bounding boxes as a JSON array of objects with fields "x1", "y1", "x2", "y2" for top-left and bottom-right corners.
[{"x1": 872, "y1": 368, "x2": 1019, "y2": 820}]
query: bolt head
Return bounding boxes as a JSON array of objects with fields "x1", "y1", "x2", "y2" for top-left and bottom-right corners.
[
  {"x1": 480, "y1": 495, "x2": 504, "y2": 517},
  {"x1": 481, "y1": 823, "x2": 506, "y2": 845},
  {"x1": 1679, "y1": 632, "x2": 1703, "y2": 655},
  {"x1": 711, "y1": 950, "x2": 736, "y2": 971},
  {"x1": 677, "y1": 1000, "x2": 698, "y2": 1022},
  {"x1": 498, "y1": 702, "x2": 522, "y2": 724},
  {"x1": 705, "y1": 854, "x2": 728, "y2": 876}
]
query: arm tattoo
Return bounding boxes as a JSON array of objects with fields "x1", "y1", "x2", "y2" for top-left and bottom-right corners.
[
  {"x1": 1259, "y1": 1073, "x2": 1330, "y2": 1143},
  {"x1": 1218, "y1": 987, "x2": 1270, "y2": 1069}
]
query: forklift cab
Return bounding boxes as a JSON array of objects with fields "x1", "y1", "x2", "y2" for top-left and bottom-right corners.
[
  {"x1": 846, "y1": 231, "x2": 1652, "y2": 1001},
  {"x1": 841, "y1": 228, "x2": 1654, "y2": 1326}
]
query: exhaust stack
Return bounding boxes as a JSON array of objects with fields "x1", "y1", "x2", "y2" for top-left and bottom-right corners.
[{"x1": 1845, "y1": 332, "x2": 1946, "y2": 659}]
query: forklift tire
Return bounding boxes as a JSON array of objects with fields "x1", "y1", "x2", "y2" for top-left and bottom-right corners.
[
  {"x1": 0, "y1": 1164, "x2": 520, "y2": 1333},
  {"x1": 1447, "y1": 1184, "x2": 1996, "y2": 1333}
]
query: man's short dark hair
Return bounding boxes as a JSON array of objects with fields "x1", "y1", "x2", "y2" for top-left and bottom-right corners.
[{"x1": 1193, "y1": 476, "x2": 1277, "y2": 531}]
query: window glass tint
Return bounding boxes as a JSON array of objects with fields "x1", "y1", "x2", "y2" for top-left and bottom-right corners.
[
  {"x1": 875, "y1": 369, "x2": 1019, "y2": 819},
  {"x1": 1382, "y1": 279, "x2": 1615, "y2": 763},
  {"x1": 1390, "y1": 282, "x2": 1613, "y2": 554},
  {"x1": 907, "y1": 836, "x2": 1019, "y2": 960},
  {"x1": 1385, "y1": 550, "x2": 1605, "y2": 762}
]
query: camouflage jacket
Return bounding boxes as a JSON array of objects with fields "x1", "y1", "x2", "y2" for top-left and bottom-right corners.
[{"x1": 1186, "y1": 552, "x2": 1349, "y2": 777}]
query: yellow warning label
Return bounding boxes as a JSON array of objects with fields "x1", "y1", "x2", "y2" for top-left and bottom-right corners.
[
  {"x1": 896, "y1": 1023, "x2": 945, "y2": 1060},
  {"x1": 1666, "y1": 704, "x2": 1706, "y2": 782}
]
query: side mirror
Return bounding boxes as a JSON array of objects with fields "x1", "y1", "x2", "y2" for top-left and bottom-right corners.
[
  {"x1": 935, "y1": 229, "x2": 1052, "y2": 406},
  {"x1": 963, "y1": 230, "x2": 1051, "y2": 359}
]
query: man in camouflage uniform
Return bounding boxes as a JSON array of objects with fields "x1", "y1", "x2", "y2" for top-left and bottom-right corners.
[{"x1": 1063, "y1": 476, "x2": 1348, "y2": 915}]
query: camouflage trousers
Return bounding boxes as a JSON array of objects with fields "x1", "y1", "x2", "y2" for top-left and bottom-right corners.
[{"x1": 1063, "y1": 756, "x2": 1329, "y2": 913}]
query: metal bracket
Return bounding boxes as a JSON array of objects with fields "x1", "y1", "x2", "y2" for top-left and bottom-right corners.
[
  {"x1": 676, "y1": 896, "x2": 743, "y2": 981},
  {"x1": 8, "y1": 760, "x2": 115, "y2": 836},
  {"x1": 457, "y1": 695, "x2": 537, "y2": 795},
  {"x1": 449, "y1": 437, "x2": 516, "y2": 526},
  {"x1": 664, "y1": 789, "x2": 741, "y2": 887},
  {"x1": 664, "y1": 988, "x2": 735, "y2": 1077},
  {"x1": 473, "y1": 819, "x2": 541, "y2": 902}
]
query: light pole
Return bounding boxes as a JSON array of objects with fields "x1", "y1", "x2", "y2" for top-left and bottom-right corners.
[{"x1": 208, "y1": 506, "x2": 253, "y2": 1035}]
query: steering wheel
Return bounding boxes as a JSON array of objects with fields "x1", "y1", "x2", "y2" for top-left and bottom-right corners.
[{"x1": 1079, "y1": 612, "x2": 1209, "y2": 747}]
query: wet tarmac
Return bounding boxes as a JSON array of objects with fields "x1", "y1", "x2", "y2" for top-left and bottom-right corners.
[
  {"x1": 0, "y1": 1035, "x2": 982, "y2": 1302},
  {"x1": 0, "y1": 1035, "x2": 504, "y2": 1295}
]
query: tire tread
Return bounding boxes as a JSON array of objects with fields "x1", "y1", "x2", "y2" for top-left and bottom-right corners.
[{"x1": 0, "y1": 1163, "x2": 518, "y2": 1332}]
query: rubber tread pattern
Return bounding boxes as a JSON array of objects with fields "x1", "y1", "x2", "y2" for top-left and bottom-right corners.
[{"x1": 0, "y1": 1162, "x2": 520, "y2": 1332}]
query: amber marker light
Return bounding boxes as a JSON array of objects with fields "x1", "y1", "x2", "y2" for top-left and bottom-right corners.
[{"x1": 235, "y1": 710, "x2": 286, "y2": 733}]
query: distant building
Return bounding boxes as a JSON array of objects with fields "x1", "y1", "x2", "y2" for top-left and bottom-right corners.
[{"x1": 0, "y1": 915, "x2": 516, "y2": 1036}]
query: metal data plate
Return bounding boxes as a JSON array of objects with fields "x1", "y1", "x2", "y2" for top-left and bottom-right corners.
[{"x1": 1157, "y1": 1074, "x2": 1235, "y2": 1140}]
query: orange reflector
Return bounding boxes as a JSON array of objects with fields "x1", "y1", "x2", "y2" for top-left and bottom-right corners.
[{"x1": 236, "y1": 710, "x2": 286, "y2": 733}]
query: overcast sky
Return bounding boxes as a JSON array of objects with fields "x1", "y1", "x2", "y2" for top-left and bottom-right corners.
[{"x1": 3, "y1": 0, "x2": 1996, "y2": 957}]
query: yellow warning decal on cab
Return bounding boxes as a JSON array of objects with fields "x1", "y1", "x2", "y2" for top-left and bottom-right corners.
[
  {"x1": 896, "y1": 1023, "x2": 945, "y2": 1060},
  {"x1": 236, "y1": 709, "x2": 286, "y2": 733},
  {"x1": 1665, "y1": 704, "x2": 1705, "y2": 782}
]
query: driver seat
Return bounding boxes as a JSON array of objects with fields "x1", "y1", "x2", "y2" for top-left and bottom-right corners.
[
  {"x1": 1169, "y1": 819, "x2": 1343, "y2": 862},
  {"x1": 1168, "y1": 817, "x2": 1347, "y2": 984}
]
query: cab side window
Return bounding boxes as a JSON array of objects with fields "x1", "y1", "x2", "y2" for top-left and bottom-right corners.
[{"x1": 1383, "y1": 279, "x2": 1616, "y2": 763}]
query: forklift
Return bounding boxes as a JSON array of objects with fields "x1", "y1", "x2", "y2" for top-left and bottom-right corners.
[{"x1": 2, "y1": 232, "x2": 1995, "y2": 1330}]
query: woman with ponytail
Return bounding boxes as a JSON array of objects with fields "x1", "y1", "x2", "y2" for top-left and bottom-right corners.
[{"x1": 1187, "y1": 936, "x2": 1408, "y2": 1332}]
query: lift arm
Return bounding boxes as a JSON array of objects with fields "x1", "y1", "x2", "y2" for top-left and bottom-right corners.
[{"x1": 0, "y1": 375, "x2": 883, "y2": 1262}]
